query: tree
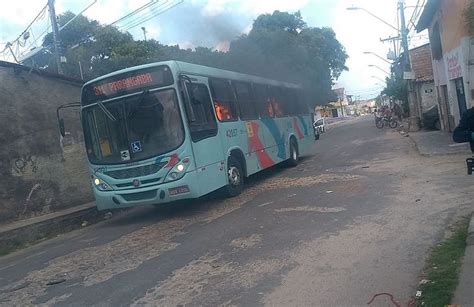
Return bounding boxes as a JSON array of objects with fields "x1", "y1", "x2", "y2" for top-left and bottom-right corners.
[
  {"x1": 29, "y1": 10, "x2": 348, "y2": 107},
  {"x1": 227, "y1": 11, "x2": 347, "y2": 107},
  {"x1": 382, "y1": 75, "x2": 409, "y2": 114}
]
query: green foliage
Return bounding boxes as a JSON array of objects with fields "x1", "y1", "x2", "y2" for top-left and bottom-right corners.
[
  {"x1": 33, "y1": 10, "x2": 347, "y2": 107},
  {"x1": 382, "y1": 75, "x2": 409, "y2": 113},
  {"x1": 417, "y1": 216, "x2": 470, "y2": 306}
]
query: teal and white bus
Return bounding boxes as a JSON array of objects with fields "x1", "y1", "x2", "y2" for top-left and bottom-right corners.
[{"x1": 70, "y1": 61, "x2": 313, "y2": 210}]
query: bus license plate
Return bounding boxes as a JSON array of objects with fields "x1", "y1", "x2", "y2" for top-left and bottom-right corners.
[{"x1": 169, "y1": 185, "x2": 190, "y2": 196}]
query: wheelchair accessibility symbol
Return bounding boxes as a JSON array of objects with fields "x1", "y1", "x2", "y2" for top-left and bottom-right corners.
[{"x1": 131, "y1": 141, "x2": 142, "y2": 153}]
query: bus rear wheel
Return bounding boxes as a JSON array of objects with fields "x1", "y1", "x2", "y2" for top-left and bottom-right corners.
[
  {"x1": 287, "y1": 139, "x2": 299, "y2": 167},
  {"x1": 225, "y1": 156, "x2": 244, "y2": 197}
]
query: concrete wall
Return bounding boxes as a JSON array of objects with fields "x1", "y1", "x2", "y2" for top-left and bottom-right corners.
[
  {"x1": 0, "y1": 64, "x2": 93, "y2": 223},
  {"x1": 428, "y1": 0, "x2": 473, "y2": 128},
  {"x1": 439, "y1": 0, "x2": 469, "y2": 54},
  {"x1": 417, "y1": 81, "x2": 437, "y2": 114}
]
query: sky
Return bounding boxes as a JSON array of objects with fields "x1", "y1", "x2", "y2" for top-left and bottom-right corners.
[{"x1": 0, "y1": 0, "x2": 428, "y2": 99}]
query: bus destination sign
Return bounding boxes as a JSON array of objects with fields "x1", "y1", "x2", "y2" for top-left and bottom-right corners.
[
  {"x1": 93, "y1": 73, "x2": 154, "y2": 96},
  {"x1": 82, "y1": 65, "x2": 174, "y2": 106}
]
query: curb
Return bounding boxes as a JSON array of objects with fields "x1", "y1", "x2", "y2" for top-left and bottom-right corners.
[
  {"x1": 467, "y1": 215, "x2": 474, "y2": 246},
  {"x1": 452, "y1": 214, "x2": 474, "y2": 304},
  {"x1": 0, "y1": 203, "x2": 106, "y2": 255},
  {"x1": 406, "y1": 132, "x2": 471, "y2": 157}
]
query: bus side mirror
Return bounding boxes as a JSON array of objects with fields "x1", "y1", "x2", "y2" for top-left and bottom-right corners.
[
  {"x1": 56, "y1": 102, "x2": 81, "y2": 137},
  {"x1": 59, "y1": 118, "x2": 66, "y2": 137}
]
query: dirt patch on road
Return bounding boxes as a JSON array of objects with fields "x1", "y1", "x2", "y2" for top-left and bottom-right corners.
[
  {"x1": 203, "y1": 173, "x2": 361, "y2": 224},
  {"x1": 132, "y1": 253, "x2": 287, "y2": 306},
  {"x1": 275, "y1": 206, "x2": 346, "y2": 213},
  {"x1": 0, "y1": 219, "x2": 185, "y2": 305},
  {"x1": 230, "y1": 234, "x2": 263, "y2": 249},
  {"x1": 263, "y1": 143, "x2": 474, "y2": 306}
]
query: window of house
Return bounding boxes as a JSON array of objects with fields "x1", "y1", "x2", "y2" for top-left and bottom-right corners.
[{"x1": 209, "y1": 78, "x2": 239, "y2": 121}]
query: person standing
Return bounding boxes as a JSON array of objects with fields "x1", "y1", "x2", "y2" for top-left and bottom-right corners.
[{"x1": 453, "y1": 107, "x2": 474, "y2": 152}]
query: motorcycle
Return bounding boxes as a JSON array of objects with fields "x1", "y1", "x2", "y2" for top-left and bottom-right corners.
[{"x1": 375, "y1": 115, "x2": 398, "y2": 129}]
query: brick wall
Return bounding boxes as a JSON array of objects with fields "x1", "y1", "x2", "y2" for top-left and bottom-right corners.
[{"x1": 0, "y1": 64, "x2": 93, "y2": 223}]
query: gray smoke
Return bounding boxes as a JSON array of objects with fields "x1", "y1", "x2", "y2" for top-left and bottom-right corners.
[{"x1": 155, "y1": 2, "x2": 250, "y2": 49}]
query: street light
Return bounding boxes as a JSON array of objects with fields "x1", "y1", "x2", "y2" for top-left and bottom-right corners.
[
  {"x1": 346, "y1": 6, "x2": 399, "y2": 32},
  {"x1": 363, "y1": 51, "x2": 392, "y2": 64},
  {"x1": 371, "y1": 75, "x2": 386, "y2": 83},
  {"x1": 368, "y1": 64, "x2": 390, "y2": 76}
]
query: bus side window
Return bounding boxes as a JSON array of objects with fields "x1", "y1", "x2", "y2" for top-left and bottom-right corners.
[
  {"x1": 209, "y1": 78, "x2": 238, "y2": 121},
  {"x1": 277, "y1": 87, "x2": 292, "y2": 117},
  {"x1": 297, "y1": 90, "x2": 309, "y2": 114},
  {"x1": 233, "y1": 81, "x2": 257, "y2": 120},
  {"x1": 253, "y1": 83, "x2": 271, "y2": 118},
  {"x1": 185, "y1": 83, "x2": 218, "y2": 142},
  {"x1": 268, "y1": 86, "x2": 284, "y2": 117},
  {"x1": 285, "y1": 88, "x2": 298, "y2": 115}
]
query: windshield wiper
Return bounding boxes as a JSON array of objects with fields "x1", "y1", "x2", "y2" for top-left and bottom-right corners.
[{"x1": 97, "y1": 100, "x2": 117, "y2": 121}]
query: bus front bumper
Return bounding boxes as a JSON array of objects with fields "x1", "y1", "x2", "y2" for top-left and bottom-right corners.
[{"x1": 93, "y1": 172, "x2": 199, "y2": 211}]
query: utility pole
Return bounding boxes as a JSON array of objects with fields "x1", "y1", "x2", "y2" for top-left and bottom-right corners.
[
  {"x1": 399, "y1": 0, "x2": 419, "y2": 130},
  {"x1": 380, "y1": 36, "x2": 400, "y2": 59},
  {"x1": 48, "y1": 0, "x2": 63, "y2": 74},
  {"x1": 141, "y1": 27, "x2": 147, "y2": 41},
  {"x1": 5, "y1": 42, "x2": 19, "y2": 63}
]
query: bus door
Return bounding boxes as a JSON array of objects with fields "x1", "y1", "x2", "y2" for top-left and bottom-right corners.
[{"x1": 180, "y1": 75, "x2": 227, "y2": 196}]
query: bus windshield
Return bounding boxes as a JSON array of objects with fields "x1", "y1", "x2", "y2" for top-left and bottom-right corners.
[{"x1": 83, "y1": 88, "x2": 184, "y2": 164}]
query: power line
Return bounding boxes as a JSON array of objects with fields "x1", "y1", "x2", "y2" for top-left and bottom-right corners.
[
  {"x1": 9, "y1": 3, "x2": 48, "y2": 46},
  {"x1": 407, "y1": 0, "x2": 426, "y2": 33},
  {"x1": 18, "y1": 23, "x2": 51, "y2": 60},
  {"x1": 76, "y1": 0, "x2": 181, "y2": 46},
  {"x1": 116, "y1": 0, "x2": 171, "y2": 30},
  {"x1": 123, "y1": 0, "x2": 183, "y2": 31},
  {"x1": 109, "y1": 0, "x2": 158, "y2": 28},
  {"x1": 406, "y1": 0, "x2": 420, "y2": 32}
]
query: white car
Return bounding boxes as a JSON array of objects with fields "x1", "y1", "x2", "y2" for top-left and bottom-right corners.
[{"x1": 313, "y1": 118, "x2": 326, "y2": 140}]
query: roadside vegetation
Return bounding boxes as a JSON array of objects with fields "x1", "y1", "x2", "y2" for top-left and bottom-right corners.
[
  {"x1": 25, "y1": 10, "x2": 348, "y2": 108},
  {"x1": 416, "y1": 215, "x2": 471, "y2": 306}
]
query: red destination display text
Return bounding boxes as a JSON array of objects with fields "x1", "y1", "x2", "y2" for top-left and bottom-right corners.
[{"x1": 93, "y1": 73, "x2": 154, "y2": 96}]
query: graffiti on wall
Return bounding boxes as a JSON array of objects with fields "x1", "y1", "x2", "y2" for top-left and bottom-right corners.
[
  {"x1": 447, "y1": 51, "x2": 462, "y2": 80},
  {"x1": 12, "y1": 155, "x2": 40, "y2": 175}
]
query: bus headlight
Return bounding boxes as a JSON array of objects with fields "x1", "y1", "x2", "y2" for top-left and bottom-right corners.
[
  {"x1": 165, "y1": 157, "x2": 191, "y2": 182},
  {"x1": 92, "y1": 176, "x2": 112, "y2": 191}
]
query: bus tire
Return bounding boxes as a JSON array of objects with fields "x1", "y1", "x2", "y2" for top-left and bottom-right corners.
[
  {"x1": 225, "y1": 156, "x2": 244, "y2": 197},
  {"x1": 287, "y1": 139, "x2": 299, "y2": 167}
]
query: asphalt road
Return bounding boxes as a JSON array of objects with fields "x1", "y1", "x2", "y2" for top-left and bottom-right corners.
[{"x1": 1, "y1": 116, "x2": 473, "y2": 306}]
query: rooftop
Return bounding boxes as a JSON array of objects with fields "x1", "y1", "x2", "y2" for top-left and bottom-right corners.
[{"x1": 416, "y1": 0, "x2": 441, "y2": 32}]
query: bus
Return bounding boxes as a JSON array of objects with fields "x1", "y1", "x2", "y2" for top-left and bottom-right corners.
[{"x1": 61, "y1": 61, "x2": 313, "y2": 210}]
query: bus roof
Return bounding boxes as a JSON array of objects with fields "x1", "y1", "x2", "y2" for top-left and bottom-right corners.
[{"x1": 83, "y1": 60, "x2": 302, "y2": 89}]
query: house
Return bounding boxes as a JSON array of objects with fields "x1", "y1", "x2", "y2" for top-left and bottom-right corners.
[
  {"x1": 416, "y1": 0, "x2": 473, "y2": 131},
  {"x1": 331, "y1": 87, "x2": 349, "y2": 117},
  {"x1": 314, "y1": 87, "x2": 349, "y2": 119},
  {"x1": 409, "y1": 44, "x2": 437, "y2": 125}
]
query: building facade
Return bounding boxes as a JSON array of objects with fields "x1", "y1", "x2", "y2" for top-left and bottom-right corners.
[
  {"x1": 409, "y1": 44, "x2": 437, "y2": 125},
  {"x1": 417, "y1": 0, "x2": 473, "y2": 131}
]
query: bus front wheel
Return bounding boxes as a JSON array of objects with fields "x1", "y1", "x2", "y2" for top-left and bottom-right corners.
[
  {"x1": 225, "y1": 156, "x2": 244, "y2": 197},
  {"x1": 287, "y1": 139, "x2": 299, "y2": 167}
]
